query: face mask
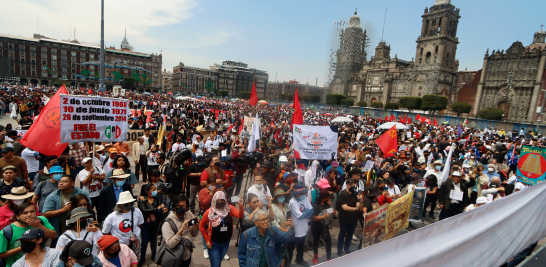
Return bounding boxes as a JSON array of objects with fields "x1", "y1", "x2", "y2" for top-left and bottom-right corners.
[
  {"x1": 277, "y1": 196, "x2": 285, "y2": 204},
  {"x1": 151, "y1": 190, "x2": 157, "y2": 197},
  {"x1": 107, "y1": 248, "x2": 121, "y2": 258},
  {"x1": 435, "y1": 166, "x2": 442, "y2": 171},
  {"x1": 488, "y1": 168, "x2": 494, "y2": 173},
  {"x1": 20, "y1": 240, "x2": 37, "y2": 253},
  {"x1": 379, "y1": 186, "x2": 385, "y2": 191},
  {"x1": 12, "y1": 199, "x2": 24, "y2": 206},
  {"x1": 197, "y1": 162, "x2": 203, "y2": 166},
  {"x1": 71, "y1": 259, "x2": 85, "y2": 267},
  {"x1": 286, "y1": 179, "x2": 294, "y2": 185},
  {"x1": 176, "y1": 207, "x2": 186, "y2": 215},
  {"x1": 208, "y1": 185, "x2": 213, "y2": 190},
  {"x1": 122, "y1": 205, "x2": 134, "y2": 211},
  {"x1": 52, "y1": 173, "x2": 63, "y2": 181},
  {"x1": 255, "y1": 184, "x2": 263, "y2": 189},
  {"x1": 213, "y1": 162, "x2": 221, "y2": 167},
  {"x1": 115, "y1": 180, "x2": 125, "y2": 187},
  {"x1": 216, "y1": 201, "x2": 226, "y2": 209},
  {"x1": 349, "y1": 186, "x2": 356, "y2": 193},
  {"x1": 297, "y1": 195, "x2": 306, "y2": 201}
]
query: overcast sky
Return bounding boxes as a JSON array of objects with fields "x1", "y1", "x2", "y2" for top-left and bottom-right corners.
[{"x1": 1, "y1": 0, "x2": 544, "y2": 87}]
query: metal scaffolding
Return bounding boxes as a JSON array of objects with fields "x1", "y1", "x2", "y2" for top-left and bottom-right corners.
[{"x1": 392, "y1": 60, "x2": 440, "y2": 101}]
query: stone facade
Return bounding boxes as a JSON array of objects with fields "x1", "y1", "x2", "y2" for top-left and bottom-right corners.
[{"x1": 267, "y1": 80, "x2": 330, "y2": 103}]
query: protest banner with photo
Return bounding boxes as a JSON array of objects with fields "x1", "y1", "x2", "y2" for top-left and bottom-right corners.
[
  {"x1": 60, "y1": 95, "x2": 129, "y2": 143},
  {"x1": 409, "y1": 187, "x2": 427, "y2": 222},
  {"x1": 517, "y1": 145, "x2": 546, "y2": 185},
  {"x1": 292, "y1": 125, "x2": 338, "y2": 160},
  {"x1": 362, "y1": 204, "x2": 388, "y2": 248},
  {"x1": 243, "y1": 115, "x2": 256, "y2": 137},
  {"x1": 384, "y1": 192, "x2": 413, "y2": 240}
]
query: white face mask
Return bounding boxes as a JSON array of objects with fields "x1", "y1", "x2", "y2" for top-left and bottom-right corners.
[
  {"x1": 12, "y1": 199, "x2": 24, "y2": 206},
  {"x1": 255, "y1": 184, "x2": 263, "y2": 189},
  {"x1": 488, "y1": 168, "x2": 494, "y2": 173}
]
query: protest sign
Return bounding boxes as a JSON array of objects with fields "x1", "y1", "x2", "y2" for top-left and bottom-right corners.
[
  {"x1": 292, "y1": 125, "x2": 338, "y2": 160},
  {"x1": 385, "y1": 192, "x2": 413, "y2": 240},
  {"x1": 243, "y1": 115, "x2": 256, "y2": 137},
  {"x1": 408, "y1": 187, "x2": 427, "y2": 222},
  {"x1": 362, "y1": 204, "x2": 388, "y2": 248},
  {"x1": 60, "y1": 95, "x2": 129, "y2": 143},
  {"x1": 517, "y1": 145, "x2": 546, "y2": 185}
]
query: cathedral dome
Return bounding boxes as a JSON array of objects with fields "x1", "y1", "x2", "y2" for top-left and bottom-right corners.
[
  {"x1": 349, "y1": 10, "x2": 360, "y2": 28},
  {"x1": 433, "y1": 0, "x2": 451, "y2": 6}
]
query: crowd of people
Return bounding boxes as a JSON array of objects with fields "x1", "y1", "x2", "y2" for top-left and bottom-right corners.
[{"x1": 0, "y1": 83, "x2": 541, "y2": 267}]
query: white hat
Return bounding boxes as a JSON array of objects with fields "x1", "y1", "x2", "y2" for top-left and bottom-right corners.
[
  {"x1": 452, "y1": 171, "x2": 462, "y2": 177},
  {"x1": 476, "y1": 197, "x2": 488, "y2": 205},
  {"x1": 81, "y1": 157, "x2": 93, "y2": 165},
  {"x1": 279, "y1": 156, "x2": 288, "y2": 162},
  {"x1": 186, "y1": 144, "x2": 193, "y2": 150},
  {"x1": 515, "y1": 182, "x2": 527, "y2": 191},
  {"x1": 116, "y1": 191, "x2": 136, "y2": 205},
  {"x1": 462, "y1": 164, "x2": 471, "y2": 169}
]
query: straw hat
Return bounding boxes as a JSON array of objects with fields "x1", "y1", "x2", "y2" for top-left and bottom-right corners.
[
  {"x1": 110, "y1": 169, "x2": 130, "y2": 179},
  {"x1": 3, "y1": 186, "x2": 34, "y2": 200},
  {"x1": 116, "y1": 191, "x2": 136, "y2": 205},
  {"x1": 95, "y1": 145, "x2": 104, "y2": 152}
]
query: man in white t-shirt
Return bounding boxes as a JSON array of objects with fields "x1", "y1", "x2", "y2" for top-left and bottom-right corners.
[
  {"x1": 102, "y1": 192, "x2": 144, "y2": 245},
  {"x1": 78, "y1": 157, "x2": 106, "y2": 208},
  {"x1": 102, "y1": 147, "x2": 118, "y2": 176},
  {"x1": 193, "y1": 135, "x2": 205, "y2": 157},
  {"x1": 246, "y1": 175, "x2": 272, "y2": 202},
  {"x1": 21, "y1": 147, "x2": 40, "y2": 189},
  {"x1": 288, "y1": 184, "x2": 313, "y2": 266},
  {"x1": 146, "y1": 144, "x2": 160, "y2": 174},
  {"x1": 171, "y1": 137, "x2": 185, "y2": 152}
]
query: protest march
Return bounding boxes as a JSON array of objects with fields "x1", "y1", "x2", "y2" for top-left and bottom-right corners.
[{"x1": 0, "y1": 82, "x2": 543, "y2": 267}]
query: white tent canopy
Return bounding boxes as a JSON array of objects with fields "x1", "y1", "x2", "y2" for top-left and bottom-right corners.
[
  {"x1": 378, "y1": 122, "x2": 409, "y2": 130},
  {"x1": 175, "y1": 96, "x2": 193, "y2": 100},
  {"x1": 331, "y1": 116, "x2": 352, "y2": 123}
]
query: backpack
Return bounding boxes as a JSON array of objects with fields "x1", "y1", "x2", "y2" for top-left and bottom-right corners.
[
  {"x1": 0, "y1": 177, "x2": 24, "y2": 189},
  {"x1": 2, "y1": 217, "x2": 45, "y2": 244},
  {"x1": 154, "y1": 218, "x2": 192, "y2": 267}
]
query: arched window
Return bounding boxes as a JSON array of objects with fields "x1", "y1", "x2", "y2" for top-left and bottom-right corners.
[
  {"x1": 435, "y1": 46, "x2": 439, "y2": 53},
  {"x1": 420, "y1": 47, "x2": 424, "y2": 55},
  {"x1": 426, "y1": 52, "x2": 431, "y2": 63},
  {"x1": 419, "y1": 58, "x2": 422, "y2": 64},
  {"x1": 446, "y1": 53, "x2": 450, "y2": 64}
]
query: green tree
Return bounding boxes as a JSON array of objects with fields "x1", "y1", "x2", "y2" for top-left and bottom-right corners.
[
  {"x1": 399, "y1": 97, "x2": 422, "y2": 112},
  {"x1": 371, "y1": 102, "x2": 384, "y2": 109},
  {"x1": 326, "y1": 94, "x2": 347, "y2": 105},
  {"x1": 218, "y1": 90, "x2": 229, "y2": 97},
  {"x1": 309, "y1": 95, "x2": 321, "y2": 103},
  {"x1": 477, "y1": 108, "x2": 505, "y2": 120},
  {"x1": 450, "y1": 102, "x2": 472, "y2": 117},
  {"x1": 421, "y1": 95, "x2": 448, "y2": 114},
  {"x1": 357, "y1": 101, "x2": 367, "y2": 107},
  {"x1": 52, "y1": 79, "x2": 70, "y2": 87},
  {"x1": 341, "y1": 99, "x2": 354, "y2": 106},
  {"x1": 123, "y1": 77, "x2": 135, "y2": 88},
  {"x1": 238, "y1": 91, "x2": 251, "y2": 99},
  {"x1": 385, "y1": 102, "x2": 400, "y2": 110}
]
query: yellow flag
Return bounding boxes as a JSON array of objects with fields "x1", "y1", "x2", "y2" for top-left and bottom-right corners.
[{"x1": 157, "y1": 125, "x2": 164, "y2": 146}]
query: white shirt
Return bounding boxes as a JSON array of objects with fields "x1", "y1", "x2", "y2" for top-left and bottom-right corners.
[
  {"x1": 78, "y1": 166, "x2": 105, "y2": 198},
  {"x1": 289, "y1": 197, "x2": 312, "y2": 237},
  {"x1": 102, "y1": 208, "x2": 145, "y2": 245},
  {"x1": 246, "y1": 184, "x2": 271, "y2": 202},
  {"x1": 147, "y1": 151, "x2": 159, "y2": 166},
  {"x1": 103, "y1": 157, "x2": 115, "y2": 176},
  {"x1": 171, "y1": 142, "x2": 185, "y2": 152},
  {"x1": 342, "y1": 179, "x2": 365, "y2": 194},
  {"x1": 193, "y1": 141, "x2": 205, "y2": 157},
  {"x1": 451, "y1": 182, "x2": 462, "y2": 204},
  {"x1": 139, "y1": 144, "x2": 146, "y2": 155},
  {"x1": 387, "y1": 185, "x2": 401, "y2": 197},
  {"x1": 21, "y1": 148, "x2": 39, "y2": 173},
  {"x1": 56, "y1": 229, "x2": 103, "y2": 255}
]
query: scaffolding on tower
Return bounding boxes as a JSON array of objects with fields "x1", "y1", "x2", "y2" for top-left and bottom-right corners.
[{"x1": 392, "y1": 60, "x2": 441, "y2": 101}]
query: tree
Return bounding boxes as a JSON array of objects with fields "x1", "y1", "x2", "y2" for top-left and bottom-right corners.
[
  {"x1": 357, "y1": 101, "x2": 367, "y2": 107},
  {"x1": 238, "y1": 91, "x2": 251, "y2": 99},
  {"x1": 123, "y1": 77, "x2": 135, "y2": 89},
  {"x1": 477, "y1": 108, "x2": 505, "y2": 120},
  {"x1": 399, "y1": 97, "x2": 422, "y2": 112},
  {"x1": 450, "y1": 102, "x2": 472, "y2": 117},
  {"x1": 52, "y1": 79, "x2": 70, "y2": 87},
  {"x1": 218, "y1": 90, "x2": 229, "y2": 97},
  {"x1": 326, "y1": 94, "x2": 347, "y2": 105},
  {"x1": 371, "y1": 102, "x2": 383, "y2": 109},
  {"x1": 341, "y1": 99, "x2": 354, "y2": 106},
  {"x1": 421, "y1": 95, "x2": 448, "y2": 114},
  {"x1": 385, "y1": 102, "x2": 400, "y2": 110}
]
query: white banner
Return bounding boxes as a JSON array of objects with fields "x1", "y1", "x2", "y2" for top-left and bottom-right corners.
[
  {"x1": 293, "y1": 125, "x2": 338, "y2": 160},
  {"x1": 60, "y1": 95, "x2": 129, "y2": 143},
  {"x1": 247, "y1": 113, "x2": 260, "y2": 152},
  {"x1": 322, "y1": 181, "x2": 546, "y2": 267}
]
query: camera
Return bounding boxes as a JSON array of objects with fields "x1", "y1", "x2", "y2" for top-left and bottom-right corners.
[
  {"x1": 244, "y1": 151, "x2": 264, "y2": 170},
  {"x1": 157, "y1": 183, "x2": 173, "y2": 193},
  {"x1": 172, "y1": 149, "x2": 192, "y2": 165},
  {"x1": 187, "y1": 218, "x2": 199, "y2": 226}
]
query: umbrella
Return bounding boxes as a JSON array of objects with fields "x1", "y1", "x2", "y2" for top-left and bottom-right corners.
[
  {"x1": 269, "y1": 103, "x2": 277, "y2": 106},
  {"x1": 377, "y1": 122, "x2": 409, "y2": 130},
  {"x1": 167, "y1": 92, "x2": 173, "y2": 95},
  {"x1": 331, "y1": 116, "x2": 352, "y2": 123},
  {"x1": 258, "y1": 100, "x2": 267, "y2": 103},
  {"x1": 459, "y1": 139, "x2": 469, "y2": 144},
  {"x1": 195, "y1": 96, "x2": 203, "y2": 98},
  {"x1": 143, "y1": 92, "x2": 151, "y2": 95},
  {"x1": 231, "y1": 98, "x2": 238, "y2": 101},
  {"x1": 224, "y1": 96, "x2": 229, "y2": 98},
  {"x1": 175, "y1": 96, "x2": 192, "y2": 100},
  {"x1": 289, "y1": 104, "x2": 294, "y2": 108},
  {"x1": 259, "y1": 102, "x2": 269, "y2": 105}
]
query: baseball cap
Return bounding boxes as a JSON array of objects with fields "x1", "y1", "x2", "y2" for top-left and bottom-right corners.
[
  {"x1": 109, "y1": 148, "x2": 118, "y2": 154},
  {"x1": 17, "y1": 228, "x2": 44, "y2": 241},
  {"x1": 475, "y1": 197, "x2": 488, "y2": 205},
  {"x1": 69, "y1": 241, "x2": 94, "y2": 266},
  {"x1": 1, "y1": 147, "x2": 14, "y2": 153},
  {"x1": 81, "y1": 157, "x2": 93, "y2": 165}
]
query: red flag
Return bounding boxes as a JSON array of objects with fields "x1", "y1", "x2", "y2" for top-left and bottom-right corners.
[
  {"x1": 420, "y1": 116, "x2": 426, "y2": 123},
  {"x1": 390, "y1": 114, "x2": 395, "y2": 122},
  {"x1": 291, "y1": 89, "x2": 303, "y2": 128},
  {"x1": 425, "y1": 118, "x2": 431, "y2": 125},
  {"x1": 376, "y1": 125, "x2": 398, "y2": 157},
  {"x1": 416, "y1": 114, "x2": 421, "y2": 121},
  {"x1": 88, "y1": 89, "x2": 93, "y2": 94},
  {"x1": 384, "y1": 115, "x2": 388, "y2": 122},
  {"x1": 404, "y1": 114, "x2": 407, "y2": 123},
  {"x1": 379, "y1": 117, "x2": 382, "y2": 122},
  {"x1": 433, "y1": 118, "x2": 438, "y2": 126},
  {"x1": 21, "y1": 85, "x2": 68, "y2": 156},
  {"x1": 408, "y1": 117, "x2": 412, "y2": 123},
  {"x1": 249, "y1": 81, "x2": 258, "y2": 106},
  {"x1": 238, "y1": 118, "x2": 244, "y2": 134}
]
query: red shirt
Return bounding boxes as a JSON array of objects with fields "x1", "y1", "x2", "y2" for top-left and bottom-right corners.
[
  {"x1": 200, "y1": 168, "x2": 225, "y2": 183},
  {"x1": 377, "y1": 195, "x2": 393, "y2": 206}
]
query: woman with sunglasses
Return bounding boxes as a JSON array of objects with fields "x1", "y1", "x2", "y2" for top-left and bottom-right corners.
[
  {"x1": 242, "y1": 193, "x2": 274, "y2": 234},
  {"x1": 103, "y1": 155, "x2": 138, "y2": 189}
]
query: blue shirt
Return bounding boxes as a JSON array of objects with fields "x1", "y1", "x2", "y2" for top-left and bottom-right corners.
[
  {"x1": 485, "y1": 172, "x2": 497, "y2": 181},
  {"x1": 106, "y1": 255, "x2": 122, "y2": 267},
  {"x1": 114, "y1": 185, "x2": 123, "y2": 201},
  {"x1": 42, "y1": 187, "x2": 90, "y2": 234}
]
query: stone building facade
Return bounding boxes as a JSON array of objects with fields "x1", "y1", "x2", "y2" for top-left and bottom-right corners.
[{"x1": 266, "y1": 80, "x2": 330, "y2": 103}]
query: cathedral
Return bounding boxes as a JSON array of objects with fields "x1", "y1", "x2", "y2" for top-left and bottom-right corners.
[
  {"x1": 472, "y1": 30, "x2": 546, "y2": 123},
  {"x1": 346, "y1": 0, "x2": 461, "y2": 105}
]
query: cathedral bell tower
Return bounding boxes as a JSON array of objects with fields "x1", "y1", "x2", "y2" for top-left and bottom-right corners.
[{"x1": 415, "y1": 0, "x2": 460, "y2": 71}]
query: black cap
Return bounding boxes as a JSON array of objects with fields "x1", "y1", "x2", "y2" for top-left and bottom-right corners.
[
  {"x1": 1, "y1": 147, "x2": 14, "y2": 153},
  {"x1": 262, "y1": 160, "x2": 274, "y2": 169},
  {"x1": 17, "y1": 228, "x2": 44, "y2": 241},
  {"x1": 196, "y1": 156, "x2": 204, "y2": 162},
  {"x1": 489, "y1": 182, "x2": 500, "y2": 189},
  {"x1": 69, "y1": 241, "x2": 94, "y2": 266}
]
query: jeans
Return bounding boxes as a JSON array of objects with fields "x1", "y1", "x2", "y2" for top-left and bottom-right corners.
[
  {"x1": 287, "y1": 236, "x2": 306, "y2": 263},
  {"x1": 507, "y1": 242, "x2": 537, "y2": 267},
  {"x1": 208, "y1": 240, "x2": 230, "y2": 267},
  {"x1": 312, "y1": 225, "x2": 332, "y2": 260},
  {"x1": 337, "y1": 221, "x2": 357, "y2": 254},
  {"x1": 422, "y1": 194, "x2": 437, "y2": 217},
  {"x1": 189, "y1": 184, "x2": 200, "y2": 213},
  {"x1": 140, "y1": 222, "x2": 157, "y2": 258},
  {"x1": 201, "y1": 235, "x2": 207, "y2": 249},
  {"x1": 232, "y1": 174, "x2": 244, "y2": 196}
]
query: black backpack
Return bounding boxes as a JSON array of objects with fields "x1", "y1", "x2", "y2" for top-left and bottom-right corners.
[{"x1": 2, "y1": 217, "x2": 45, "y2": 244}]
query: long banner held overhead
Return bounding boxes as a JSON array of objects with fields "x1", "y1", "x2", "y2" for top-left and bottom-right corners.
[
  {"x1": 60, "y1": 95, "x2": 129, "y2": 143},
  {"x1": 320, "y1": 178, "x2": 546, "y2": 267},
  {"x1": 517, "y1": 145, "x2": 546, "y2": 185},
  {"x1": 293, "y1": 125, "x2": 338, "y2": 160}
]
